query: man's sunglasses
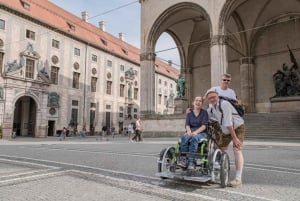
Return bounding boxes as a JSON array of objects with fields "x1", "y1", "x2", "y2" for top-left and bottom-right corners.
[{"x1": 222, "y1": 79, "x2": 231, "y2": 82}]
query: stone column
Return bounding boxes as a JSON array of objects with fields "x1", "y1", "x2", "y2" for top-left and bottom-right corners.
[
  {"x1": 182, "y1": 67, "x2": 192, "y2": 107},
  {"x1": 210, "y1": 35, "x2": 228, "y2": 86},
  {"x1": 240, "y1": 57, "x2": 255, "y2": 112},
  {"x1": 140, "y1": 52, "x2": 156, "y2": 115}
]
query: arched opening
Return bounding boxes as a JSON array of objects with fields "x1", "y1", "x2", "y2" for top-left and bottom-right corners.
[
  {"x1": 13, "y1": 96, "x2": 37, "y2": 137},
  {"x1": 146, "y1": 2, "x2": 212, "y2": 107},
  {"x1": 220, "y1": 0, "x2": 300, "y2": 112},
  {"x1": 155, "y1": 32, "x2": 180, "y2": 69}
]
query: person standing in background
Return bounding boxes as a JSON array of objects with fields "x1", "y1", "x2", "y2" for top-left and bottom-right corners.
[{"x1": 212, "y1": 73, "x2": 237, "y2": 100}]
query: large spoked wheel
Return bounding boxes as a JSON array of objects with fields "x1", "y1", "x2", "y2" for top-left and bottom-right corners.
[
  {"x1": 210, "y1": 149, "x2": 222, "y2": 183},
  {"x1": 220, "y1": 152, "x2": 230, "y2": 188},
  {"x1": 158, "y1": 146, "x2": 175, "y2": 179}
]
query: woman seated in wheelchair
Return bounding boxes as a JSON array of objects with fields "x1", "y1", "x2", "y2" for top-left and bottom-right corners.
[{"x1": 179, "y1": 96, "x2": 208, "y2": 170}]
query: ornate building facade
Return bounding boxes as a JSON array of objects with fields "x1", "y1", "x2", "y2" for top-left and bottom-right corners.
[
  {"x1": 0, "y1": 0, "x2": 179, "y2": 138},
  {"x1": 140, "y1": 0, "x2": 300, "y2": 114}
]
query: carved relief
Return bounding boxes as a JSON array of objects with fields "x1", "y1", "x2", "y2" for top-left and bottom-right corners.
[{"x1": 48, "y1": 92, "x2": 60, "y2": 107}]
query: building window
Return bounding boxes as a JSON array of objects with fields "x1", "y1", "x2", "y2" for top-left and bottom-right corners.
[
  {"x1": 0, "y1": 19, "x2": 5, "y2": 30},
  {"x1": 67, "y1": 22, "x2": 75, "y2": 31},
  {"x1": 74, "y1": 48, "x2": 80, "y2": 56},
  {"x1": 91, "y1": 77, "x2": 97, "y2": 92},
  {"x1": 92, "y1": 54, "x2": 97, "y2": 62},
  {"x1": 170, "y1": 83, "x2": 173, "y2": 88},
  {"x1": 164, "y1": 81, "x2": 167, "y2": 86},
  {"x1": 107, "y1": 60, "x2": 112, "y2": 67},
  {"x1": 100, "y1": 38, "x2": 107, "y2": 46},
  {"x1": 50, "y1": 66, "x2": 59, "y2": 84},
  {"x1": 133, "y1": 114, "x2": 137, "y2": 119},
  {"x1": 90, "y1": 103, "x2": 96, "y2": 108},
  {"x1": 106, "y1": 81, "x2": 112, "y2": 95},
  {"x1": 72, "y1": 100, "x2": 79, "y2": 106},
  {"x1": 25, "y1": 59, "x2": 34, "y2": 78},
  {"x1": 52, "y1": 39, "x2": 59, "y2": 49},
  {"x1": 26, "y1": 29, "x2": 35, "y2": 40},
  {"x1": 21, "y1": 1, "x2": 30, "y2": 10},
  {"x1": 120, "y1": 65, "x2": 125, "y2": 71},
  {"x1": 158, "y1": 95, "x2": 162, "y2": 105},
  {"x1": 120, "y1": 84, "x2": 125, "y2": 97},
  {"x1": 119, "y1": 113, "x2": 123, "y2": 118},
  {"x1": 70, "y1": 108, "x2": 78, "y2": 126},
  {"x1": 164, "y1": 96, "x2": 168, "y2": 106},
  {"x1": 134, "y1": 108, "x2": 138, "y2": 113},
  {"x1": 134, "y1": 88, "x2": 138, "y2": 100},
  {"x1": 159, "y1": 79, "x2": 161, "y2": 84},
  {"x1": 106, "y1": 105, "x2": 111, "y2": 110},
  {"x1": 121, "y1": 48, "x2": 128, "y2": 55},
  {"x1": 72, "y1": 72, "x2": 80, "y2": 89}
]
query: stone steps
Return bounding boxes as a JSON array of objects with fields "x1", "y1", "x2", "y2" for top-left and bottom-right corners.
[{"x1": 244, "y1": 112, "x2": 300, "y2": 141}]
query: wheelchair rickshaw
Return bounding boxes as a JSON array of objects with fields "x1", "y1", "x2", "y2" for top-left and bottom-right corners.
[{"x1": 156, "y1": 119, "x2": 230, "y2": 188}]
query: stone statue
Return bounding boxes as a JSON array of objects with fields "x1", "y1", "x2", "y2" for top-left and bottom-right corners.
[
  {"x1": 167, "y1": 93, "x2": 175, "y2": 107},
  {"x1": 272, "y1": 46, "x2": 300, "y2": 97},
  {"x1": 125, "y1": 67, "x2": 136, "y2": 80},
  {"x1": 128, "y1": 83, "x2": 132, "y2": 99},
  {"x1": 48, "y1": 92, "x2": 60, "y2": 107},
  {"x1": 176, "y1": 75, "x2": 185, "y2": 98},
  {"x1": 0, "y1": 84, "x2": 3, "y2": 100},
  {"x1": 5, "y1": 59, "x2": 20, "y2": 73}
]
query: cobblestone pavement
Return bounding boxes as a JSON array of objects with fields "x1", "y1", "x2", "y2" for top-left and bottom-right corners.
[{"x1": 0, "y1": 136, "x2": 299, "y2": 201}]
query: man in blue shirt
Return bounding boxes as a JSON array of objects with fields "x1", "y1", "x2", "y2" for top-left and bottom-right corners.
[{"x1": 180, "y1": 96, "x2": 208, "y2": 170}]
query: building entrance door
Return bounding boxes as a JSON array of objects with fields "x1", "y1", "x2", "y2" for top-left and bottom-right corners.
[
  {"x1": 48, "y1": 121, "x2": 55, "y2": 136},
  {"x1": 13, "y1": 96, "x2": 37, "y2": 137}
]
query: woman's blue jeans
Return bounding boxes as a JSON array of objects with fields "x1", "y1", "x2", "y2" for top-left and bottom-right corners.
[{"x1": 181, "y1": 132, "x2": 207, "y2": 163}]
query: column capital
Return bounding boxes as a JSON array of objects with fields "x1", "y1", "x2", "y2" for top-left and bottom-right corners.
[
  {"x1": 140, "y1": 52, "x2": 156, "y2": 61},
  {"x1": 211, "y1": 35, "x2": 228, "y2": 47},
  {"x1": 182, "y1": 67, "x2": 193, "y2": 74},
  {"x1": 240, "y1": 57, "x2": 255, "y2": 65}
]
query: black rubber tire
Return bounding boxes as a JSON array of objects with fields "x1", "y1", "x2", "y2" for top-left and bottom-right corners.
[
  {"x1": 158, "y1": 147, "x2": 175, "y2": 179},
  {"x1": 220, "y1": 153, "x2": 230, "y2": 188}
]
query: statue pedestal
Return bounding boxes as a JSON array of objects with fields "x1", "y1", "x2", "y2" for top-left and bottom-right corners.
[
  {"x1": 174, "y1": 98, "x2": 188, "y2": 114},
  {"x1": 270, "y1": 96, "x2": 300, "y2": 112}
]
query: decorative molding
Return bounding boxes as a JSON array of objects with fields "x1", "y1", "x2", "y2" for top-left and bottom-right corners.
[
  {"x1": 92, "y1": 68, "x2": 97, "y2": 75},
  {"x1": 210, "y1": 35, "x2": 228, "y2": 47},
  {"x1": 51, "y1": 55, "x2": 59, "y2": 64},
  {"x1": 182, "y1": 67, "x2": 193, "y2": 74},
  {"x1": 73, "y1": 62, "x2": 79, "y2": 70},
  {"x1": 240, "y1": 57, "x2": 255, "y2": 65},
  {"x1": 140, "y1": 52, "x2": 156, "y2": 61}
]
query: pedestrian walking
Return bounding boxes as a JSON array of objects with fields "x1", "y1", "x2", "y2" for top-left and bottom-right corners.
[
  {"x1": 111, "y1": 126, "x2": 115, "y2": 139},
  {"x1": 132, "y1": 116, "x2": 144, "y2": 142},
  {"x1": 59, "y1": 127, "x2": 67, "y2": 141},
  {"x1": 79, "y1": 127, "x2": 86, "y2": 138}
]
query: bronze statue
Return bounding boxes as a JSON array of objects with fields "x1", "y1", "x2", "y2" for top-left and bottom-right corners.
[
  {"x1": 176, "y1": 75, "x2": 185, "y2": 98},
  {"x1": 272, "y1": 46, "x2": 300, "y2": 97}
]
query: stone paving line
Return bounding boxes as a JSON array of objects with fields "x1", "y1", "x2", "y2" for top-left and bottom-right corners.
[
  {"x1": 0, "y1": 161, "x2": 218, "y2": 201},
  {"x1": 0, "y1": 137, "x2": 300, "y2": 147}
]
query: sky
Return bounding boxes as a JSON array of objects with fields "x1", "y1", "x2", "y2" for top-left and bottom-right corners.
[{"x1": 49, "y1": 0, "x2": 180, "y2": 68}]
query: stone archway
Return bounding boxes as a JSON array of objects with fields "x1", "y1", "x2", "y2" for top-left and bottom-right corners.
[
  {"x1": 13, "y1": 96, "x2": 37, "y2": 137},
  {"x1": 219, "y1": 0, "x2": 300, "y2": 113},
  {"x1": 140, "y1": 2, "x2": 212, "y2": 113}
]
